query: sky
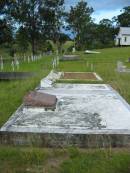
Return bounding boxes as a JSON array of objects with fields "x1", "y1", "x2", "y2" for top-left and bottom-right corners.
[{"x1": 65, "y1": 0, "x2": 130, "y2": 23}]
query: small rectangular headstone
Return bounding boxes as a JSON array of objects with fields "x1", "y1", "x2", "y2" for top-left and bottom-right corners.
[{"x1": 24, "y1": 91, "x2": 57, "y2": 109}]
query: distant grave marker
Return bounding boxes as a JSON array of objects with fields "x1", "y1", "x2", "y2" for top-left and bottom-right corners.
[
  {"x1": 28, "y1": 56, "x2": 30, "y2": 63},
  {"x1": 60, "y1": 55, "x2": 80, "y2": 61},
  {"x1": 14, "y1": 58, "x2": 20, "y2": 70},
  {"x1": 11, "y1": 61, "x2": 15, "y2": 71},
  {"x1": 72, "y1": 47, "x2": 76, "y2": 53},
  {"x1": 117, "y1": 61, "x2": 130, "y2": 72},
  {"x1": 0, "y1": 72, "x2": 35, "y2": 80},
  {"x1": 0, "y1": 57, "x2": 4, "y2": 71}
]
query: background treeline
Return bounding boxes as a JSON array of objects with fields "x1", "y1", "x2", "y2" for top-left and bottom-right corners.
[{"x1": 0, "y1": 0, "x2": 130, "y2": 55}]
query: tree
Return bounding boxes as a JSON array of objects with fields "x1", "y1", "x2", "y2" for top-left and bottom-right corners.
[
  {"x1": 0, "y1": 19, "x2": 12, "y2": 45},
  {"x1": 4, "y1": 0, "x2": 65, "y2": 55},
  {"x1": 0, "y1": 1, "x2": 13, "y2": 46},
  {"x1": 6, "y1": 0, "x2": 44, "y2": 56},
  {"x1": 67, "y1": 0, "x2": 93, "y2": 49},
  {"x1": 15, "y1": 26, "x2": 29, "y2": 53},
  {"x1": 116, "y1": 6, "x2": 130, "y2": 27},
  {"x1": 40, "y1": 0, "x2": 65, "y2": 52},
  {"x1": 97, "y1": 19, "x2": 115, "y2": 47}
]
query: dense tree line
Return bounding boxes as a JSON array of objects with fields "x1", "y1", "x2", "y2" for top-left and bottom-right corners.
[
  {"x1": 67, "y1": 1, "x2": 130, "y2": 50},
  {"x1": 0, "y1": 0, "x2": 66, "y2": 56},
  {"x1": 0, "y1": 0, "x2": 130, "y2": 54}
]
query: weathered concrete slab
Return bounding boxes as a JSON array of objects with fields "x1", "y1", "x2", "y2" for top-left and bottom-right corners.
[
  {"x1": 1, "y1": 84, "x2": 130, "y2": 147},
  {"x1": 40, "y1": 71, "x2": 63, "y2": 88},
  {"x1": 85, "y1": 50, "x2": 100, "y2": 54}
]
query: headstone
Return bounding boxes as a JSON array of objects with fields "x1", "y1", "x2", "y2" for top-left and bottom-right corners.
[
  {"x1": 11, "y1": 61, "x2": 15, "y2": 71},
  {"x1": 61, "y1": 55, "x2": 80, "y2": 61},
  {"x1": 52, "y1": 58, "x2": 57, "y2": 69},
  {"x1": 28, "y1": 56, "x2": 30, "y2": 63},
  {"x1": 24, "y1": 55, "x2": 26, "y2": 62},
  {"x1": 41, "y1": 78, "x2": 53, "y2": 88},
  {"x1": 39, "y1": 55, "x2": 41, "y2": 59},
  {"x1": 15, "y1": 59, "x2": 20, "y2": 70},
  {"x1": 24, "y1": 91, "x2": 57, "y2": 109},
  {"x1": 72, "y1": 47, "x2": 76, "y2": 53},
  {"x1": 0, "y1": 57, "x2": 4, "y2": 71},
  {"x1": 31, "y1": 55, "x2": 34, "y2": 61},
  {"x1": 117, "y1": 61, "x2": 126, "y2": 72}
]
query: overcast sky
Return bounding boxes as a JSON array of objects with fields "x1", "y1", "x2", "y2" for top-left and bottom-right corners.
[{"x1": 65, "y1": 0, "x2": 130, "y2": 23}]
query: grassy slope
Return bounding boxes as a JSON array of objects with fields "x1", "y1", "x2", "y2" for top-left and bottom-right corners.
[{"x1": 0, "y1": 47, "x2": 130, "y2": 173}]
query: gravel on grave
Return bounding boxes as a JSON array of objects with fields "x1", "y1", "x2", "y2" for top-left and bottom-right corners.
[{"x1": 62, "y1": 72, "x2": 97, "y2": 80}]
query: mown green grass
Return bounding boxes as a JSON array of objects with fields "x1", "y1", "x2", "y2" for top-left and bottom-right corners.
[
  {"x1": 59, "y1": 47, "x2": 130, "y2": 103},
  {"x1": 60, "y1": 148, "x2": 130, "y2": 173},
  {"x1": 0, "y1": 55, "x2": 52, "y2": 126},
  {"x1": 0, "y1": 147, "x2": 130, "y2": 173}
]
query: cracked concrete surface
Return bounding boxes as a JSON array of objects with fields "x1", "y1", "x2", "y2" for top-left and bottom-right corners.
[{"x1": 1, "y1": 84, "x2": 130, "y2": 135}]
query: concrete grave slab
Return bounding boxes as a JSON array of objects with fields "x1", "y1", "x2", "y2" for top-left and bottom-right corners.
[
  {"x1": 60, "y1": 72, "x2": 102, "y2": 81},
  {"x1": 1, "y1": 84, "x2": 130, "y2": 147}
]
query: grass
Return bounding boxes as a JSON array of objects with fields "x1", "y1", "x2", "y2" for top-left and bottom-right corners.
[
  {"x1": 59, "y1": 47, "x2": 130, "y2": 103},
  {"x1": 0, "y1": 46, "x2": 130, "y2": 172},
  {"x1": 57, "y1": 79, "x2": 103, "y2": 84},
  {"x1": 0, "y1": 55, "x2": 52, "y2": 126},
  {"x1": 60, "y1": 148, "x2": 130, "y2": 173},
  {"x1": 0, "y1": 147, "x2": 130, "y2": 173}
]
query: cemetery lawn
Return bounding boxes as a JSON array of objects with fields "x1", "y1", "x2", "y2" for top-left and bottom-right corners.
[
  {"x1": 1, "y1": 46, "x2": 130, "y2": 127},
  {"x1": 0, "y1": 55, "x2": 52, "y2": 126},
  {"x1": 0, "y1": 147, "x2": 130, "y2": 173},
  {"x1": 0, "y1": 47, "x2": 130, "y2": 172},
  {"x1": 59, "y1": 47, "x2": 130, "y2": 104}
]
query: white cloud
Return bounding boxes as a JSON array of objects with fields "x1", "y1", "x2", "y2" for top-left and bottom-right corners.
[
  {"x1": 92, "y1": 9, "x2": 122, "y2": 23},
  {"x1": 65, "y1": 0, "x2": 130, "y2": 23},
  {"x1": 65, "y1": 0, "x2": 130, "y2": 11},
  {"x1": 87, "y1": 0, "x2": 130, "y2": 11}
]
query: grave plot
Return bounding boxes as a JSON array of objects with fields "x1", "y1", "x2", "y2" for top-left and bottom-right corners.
[
  {"x1": 60, "y1": 72, "x2": 102, "y2": 81},
  {"x1": 60, "y1": 55, "x2": 80, "y2": 61},
  {"x1": 0, "y1": 72, "x2": 35, "y2": 80},
  {"x1": 1, "y1": 84, "x2": 130, "y2": 147}
]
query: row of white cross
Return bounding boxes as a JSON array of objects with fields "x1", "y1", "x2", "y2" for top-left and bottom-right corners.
[
  {"x1": 0, "y1": 54, "x2": 43, "y2": 71},
  {"x1": 0, "y1": 54, "x2": 94, "y2": 71}
]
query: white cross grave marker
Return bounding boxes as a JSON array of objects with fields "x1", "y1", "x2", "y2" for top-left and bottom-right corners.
[{"x1": 0, "y1": 57, "x2": 4, "y2": 71}]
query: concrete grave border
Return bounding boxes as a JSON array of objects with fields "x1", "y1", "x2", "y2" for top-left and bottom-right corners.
[{"x1": 1, "y1": 84, "x2": 130, "y2": 147}]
